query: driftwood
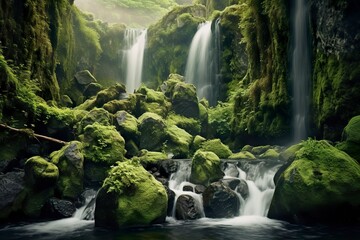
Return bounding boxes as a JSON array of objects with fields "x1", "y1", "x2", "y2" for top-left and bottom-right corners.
[{"x1": 0, "y1": 123, "x2": 67, "y2": 145}]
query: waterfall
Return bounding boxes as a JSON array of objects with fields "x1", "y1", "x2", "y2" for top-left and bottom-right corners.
[
  {"x1": 185, "y1": 20, "x2": 221, "y2": 106},
  {"x1": 292, "y1": 0, "x2": 311, "y2": 142},
  {"x1": 123, "y1": 28, "x2": 147, "y2": 93},
  {"x1": 168, "y1": 160, "x2": 281, "y2": 220}
]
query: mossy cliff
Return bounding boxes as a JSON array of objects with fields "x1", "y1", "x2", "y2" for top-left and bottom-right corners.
[{"x1": 310, "y1": 0, "x2": 360, "y2": 140}]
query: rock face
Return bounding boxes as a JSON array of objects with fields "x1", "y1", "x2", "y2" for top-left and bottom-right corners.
[
  {"x1": 95, "y1": 161, "x2": 167, "y2": 228},
  {"x1": 190, "y1": 150, "x2": 224, "y2": 186},
  {"x1": 337, "y1": 115, "x2": 360, "y2": 162},
  {"x1": 0, "y1": 171, "x2": 26, "y2": 221},
  {"x1": 175, "y1": 194, "x2": 202, "y2": 220},
  {"x1": 268, "y1": 140, "x2": 360, "y2": 224},
  {"x1": 203, "y1": 181, "x2": 240, "y2": 218}
]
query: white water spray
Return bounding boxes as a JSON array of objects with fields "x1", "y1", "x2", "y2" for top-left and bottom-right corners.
[
  {"x1": 123, "y1": 29, "x2": 147, "y2": 93},
  {"x1": 292, "y1": 0, "x2": 311, "y2": 142}
]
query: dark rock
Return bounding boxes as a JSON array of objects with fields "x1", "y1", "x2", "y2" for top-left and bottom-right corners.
[
  {"x1": 236, "y1": 179, "x2": 249, "y2": 199},
  {"x1": 83, "y1": 83, "x2": 103, "y2": 98},
  {"x1": 175, "y1": 194, "x2": 202, "y2": 220},
  {"x1": 171, "y1": 82, "x2": 199, "y2": 119},
  {"x1": 194, "y1": 185, "x2": 206, "y2": 194},
  {"x1": 159, "y1": 160, "x2": 179, "y2": 178},
  {"x1": 221, "y1": 178, "x2": 241, "y2": 190},
  {"x1": 75, "y1": 70, "x2": 97, "y2": 85},
  {"x1": 42, "y1": 198, "x2": 76, "y2": 219},
  {"x1": 81, "y1": 197, "x2": 96, "y2": 220},
  {"x1": 60, "y1": 95, "x2": 73, "y2": 108},
  {"x1": 203, "y1": 181, "x2": 240, "y2": 218},
  {"x1": 165, "y1": 185, "x2": 175, "y2": 216}
]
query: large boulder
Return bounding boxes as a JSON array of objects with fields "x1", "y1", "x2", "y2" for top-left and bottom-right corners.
[
  {"x1": 138, "y1": 112, "x2": 167, "y2": 151},
  {"x1": 0, "y1": 171, "x2": 26, "y2": 221},
  {"x1": 203, "y1": 181, "x2": 240, "y2": 218},
  {"x1": 74, "y1": 70, "x2": 97, "y2": 85},
  {"x1": 200, "y1": 139, "x2": 232, "y2": 159},
  {"x1": 190, "y1": 150, "x2": 224, "y2": 186},
  {"x1": 77, "y1": 108, "x2": 112, "y2": 134},
  {"x1": 171, "y1": 82, "x2": 199, "y2": 118},
  {"x1": 24, "y1": 156, "x2": 59, "y2": 190},
  {"x1": 50, "y1": 141, "x2": 84, "y2": 200},
  {"x1": 175, "y1": 194, "x2": 202, "y2": 220},
  {"x1": 166, "y1": 113, "x2": 201, "y2": 136},
  {"x1": 337, "y1": 115, "x2": 360, "y2": 162},
  {"x1": 114, "y1": 110, "x2": 139, "y2": 140},
  {"x1": 136, "y1": 86, "x2": 171, "y2": 118},
  {"x1": 42, "y1": 198, "x2": 76, "y2": 219},
  {"x1": 268, "y1": 140, "x2": 360, "y2": 224},
  {"x1": 164, "y1": 125, "x2": 193, "y2": 158},
  {"x1": 95, "y1": 161, "x2": 168, "y2": 228}
]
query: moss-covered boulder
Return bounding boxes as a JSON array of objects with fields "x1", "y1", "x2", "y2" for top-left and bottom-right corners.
[
  {"x1": 160, "y1": 74, "x2": 185, "y2": 98},
  {"x1": 171, "y1": 82, "x2": 200, "y2": 118},
  {"x1": 200, "y1": 139, "x2": 232, "y2": 159},
  {"x1": 190, "y1": 150, "x2": 224, "y2": 186},
  {"x1": 114, "y1": 110, "x2": 139, "y2": 140},
  {"x1": 164, "y1": 125, "x2": 193, "y2": 158},
  {"x1": 94, "y1": 84, "x2": 126, "y2": 107},
  {"x1": 192, "y1": 135, "x2": 206, "y2": 152},
  {"x1": 135, "y1": 149, "x2": 168, "y2": 165},
  {"x1": 95, "y1": 161, "x2": 168, "y2": 228},
  {"x1": 229, "y1": 151, "x2": 256, "y2": 160},
  {"x1": 24, "y1": 156, "x2": 59, "y2": 189},
  {"x1": 259, "y1": 149, "x2": 280, "y2": 159},
  {"x1": 137, "y1": 86, "x2": 171, "y2": 118},
  {"x1": 337, "y1": 116, "x2": 360, "y2": 162},
  {"x1": 268, "y1": 140, "x2": 360, "y2": 224},
  {"x1": 166, "y1": 113, "x2": 201, "y2": 136},
  {"x1": 102, "y1": 95, "x2": 137, "y2": 114},
  {"x1": 50, "y1": 141, "x2": 84, "y2": 200},
  {"x1": 81, "y1": 123, "x2": 126, "y2": 165},
  {"x1": 138, "y1": 112, "x2": 167, "y2": 151},
  {"x1": 77, "y1": 107, "x2": 112, "y2": 133}
]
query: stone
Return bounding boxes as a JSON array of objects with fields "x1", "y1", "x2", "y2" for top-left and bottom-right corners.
[
  {"x1": 42, "y1": 198, "x2": 76, "y2": 219},
  {"x1": 74, "y1": 70, "x2": 97, "y2": 85},
  {"x1": 200, "y1": 139, "x2": 232, "y2": 159},
  {"x1": 175, "y1": 194, "x2": 202, "y2": 220},
  {"x1": 138, "y1": 112, "x2": 167, "y2": 151},
  {"x1": 24, "y1": 156, "x2": 59, "y2": 189}
]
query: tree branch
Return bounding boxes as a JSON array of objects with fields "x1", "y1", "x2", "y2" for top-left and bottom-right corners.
[{"x1": 0, "y1": 123, "x2": 68, "y2": 145}]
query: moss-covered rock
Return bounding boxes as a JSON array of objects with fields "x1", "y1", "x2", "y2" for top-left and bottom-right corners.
[
  {"x1": 77, "y1": 107, "x2": 112, "y2": 133},
  {"x1": 337, "y1": 115, "x2": 360, "y2": 162},
  {"x1": 171, "y1": 82, "x2": 200, "y2": 118},
  {"x1": 24, "y1": 156, "x2": 59, "y2": 189},
  {"x1": 102, "y1": 94, "x2": 137, "y2": 114},
  {"x1": 81, "y1": 123, "x2": 126, "y2": 165},
  {"x1": 166, "y1": 113, "x2": 201, "y2": 136},
  {"x1": 114, "y1": 110, "x2": 139, "y2": 140},
  {"x1": 136, "y1": 150, "x2": 168, "y2": 165},
  {"x1": 259, "y1": 149, "x2": 280, "y2": 159},
  {"x1": 136, "y1": 86, "x2": 171, "y2": 118},
  {"x1": 74, "y1": 70, "x2": 97, "y2": 86},
  {"x1": 190, "y1": 150, "x2": 224, "y2": 186},
  {"x1": 138, "y1": 112, "x2": 167, "y2": 151},
  {"x1": 94, "y1": 84, "x2": 126, "y2": 108},
  {"x1": 229, "y1": 151, "x2": 256, "y2": 160},
  {"x1": 160, "y1": 74, "x2": 185, "y2": 98},
  {"x1": 164, "y1": 125, "x2": 193, "y2": 158},
  {"x1": 268, "y1": 140, "x2": 360, "y2": 224},
  {"x1": 200, "y1": 139, "x2": 232, "y2": 159},
  {"x1": 50, "y1": 141, "x2": 84, "y2": 200},
  {"x1": 192, "y1": 135, "x2": 206, "y2": 152},
  {"x1": 251, "y1": 145, "x2": 272, "y2": 155},
  {"x1": 95, "y1": 160, "x2": 168, "y2": 228}
]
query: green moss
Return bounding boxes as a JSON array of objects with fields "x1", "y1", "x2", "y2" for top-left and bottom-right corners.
[
  {"x1": 251, "y1": 145, "x2": 272, "y2": 155},
  {"x1": 190, "y1": 150, "x2": 224, "y2": 186},
  {"x1": 114, "y1": 110, "x2": 139, "y2": 140},
  {"x1": 138, "y1": 112, "x2": 167, "y2": 151},
  {"x1": 94, "y1": 84, "x2": 126, "y2": 108},
  {"x1": 137, "y1": 86, "x2": 171, "y2": 118},
  {"x1": 81, "y1": 123, "x2": 126, "y2": 165},
  {"x1": 269, "y1": 139, "x2": 360, "y2": 223},
  {"x1": 164, "y1": 125, "x2": 193, "y2": 158},
  {"x1": 135, "y1": 150, "x2": 168, "y2": 164},
  {"x1": 279, "y1": 143, "x2": 303, "y2": 161},
  {"x1": 96, "y1": 160, "x2": 167, "y2": 227},
  {"x1": 341, "y1": 116, "x2": 360, "y2": 144},
  {"x1": 259, "y1": 149, "x2": 279, "y2": 159},
  {"x1": 200, "y1": 139, "x2": 232, "y2": 159},
  {"x1": 23, "y1": 188, "x2": 54, "y2": 218},
  {"x1": 50, "y1": 141, "x2": 84, "y2": 199},
  {"x1": 229, "y1": 151, "x2": 256, "y2": 160},
  {"x1": 208, "y1": 102, "x2": 232, "y2": 141},
  {"x1": 24, "y1": 156, "x2": 59, "y2": 189},
  {"x1": 166, "y1": 113, "x2": 201, "y2": 135},
  {"x1": 192, "y1": 135, "x2": 206, "y2": 152},
  {"x1": 77, "y1": 107, "x2": 112, "y2": 134}
]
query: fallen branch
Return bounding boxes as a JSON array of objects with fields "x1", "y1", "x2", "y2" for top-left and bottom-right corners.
[{"x1": 0, "y1": 123, "x2": 68, "y2": 145}]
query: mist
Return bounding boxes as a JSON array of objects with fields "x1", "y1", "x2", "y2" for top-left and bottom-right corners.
[{"x1": 74, "y1": 0, "x2": 177, "y2": 27}]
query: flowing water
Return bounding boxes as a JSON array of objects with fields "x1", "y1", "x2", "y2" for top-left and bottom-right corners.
[
  {"x1": 292, "y1": 0, "x2": 311, "y2": 142},
  {"x1": 122, "y1": 28, "x2": 147, "y2": 93},
  {"x1": 185, "y1": 20, "x2": 220, "y2": 106},
  {"x1": 1, "y1": 161, "x2": 360, "y2": 239}
]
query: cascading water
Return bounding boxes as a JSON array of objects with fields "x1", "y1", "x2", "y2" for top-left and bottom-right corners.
[
  {"x1": 168, "y1": 159, "x2": 281, "y2": 220},
  {"x1": 122, "y1": 28, "x2": 147, "y2": 93},
  {"x1": 185, "y1": 20, "x2": 221, "y2": 106},
  {"x1": 292, "y1": 0, "x2": 311, "y2": 142}
]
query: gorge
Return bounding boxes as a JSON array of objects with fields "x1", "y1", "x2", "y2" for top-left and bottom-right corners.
[{"x1": 0, "y1": 0, "x2": 360, "y2": 239}]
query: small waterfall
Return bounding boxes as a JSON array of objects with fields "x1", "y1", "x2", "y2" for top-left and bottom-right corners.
[
  {"x1": 168, "y1": 160, "x2": 281, "y2": 220},
  {"x1": 292, "y1": 0, "x2": 311, "y2": 142},
  {"x1": 185, "y1": 20, "x2": 221, "y2": 106},
  {"x1": 123, "y1": 28, "x2": 147, "y2": 93}
]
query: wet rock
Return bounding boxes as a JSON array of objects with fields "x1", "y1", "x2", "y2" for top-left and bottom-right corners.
[
  {"x1": 159, "y1": 159, "x2": 179, "y2": 178},
  {"x1": 203, "y1": 181, "x2": 240, "y2": 218},
  {"x1": 175, "y1": 194, "x2": 202, "y2": 220},
  {"x1": 42, "y1": 198, "x2": 76, "y2": 219},
  {"x1": 183, "y1": 185, "x2": 193, "y2": 192},
  {"x1": 221, "y1": 178, "x2": 241, "y2": 190},
  {"x1": 165, "y1": 185, "x2": 175, "y2": 216},
  {"x1": 194, "y1": 185, "x2": 206, "y2": 194},
  {"x1": 236, "y1": 179, "x2": 249, "y2": 199}
]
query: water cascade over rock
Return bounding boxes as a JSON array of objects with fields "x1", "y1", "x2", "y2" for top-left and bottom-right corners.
[
  {"x1": 168, "y1": 159, "x2": 281, "y2": 220},
  {"x1": 185, "y1": 20, "x2": 221, "y2": 106},
  {"x1": 122, "y1": 29, "x2": 147, "y2": 93},
  {"x1": 291, "y1": 0, "x2": 311, "y2": 142}
]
